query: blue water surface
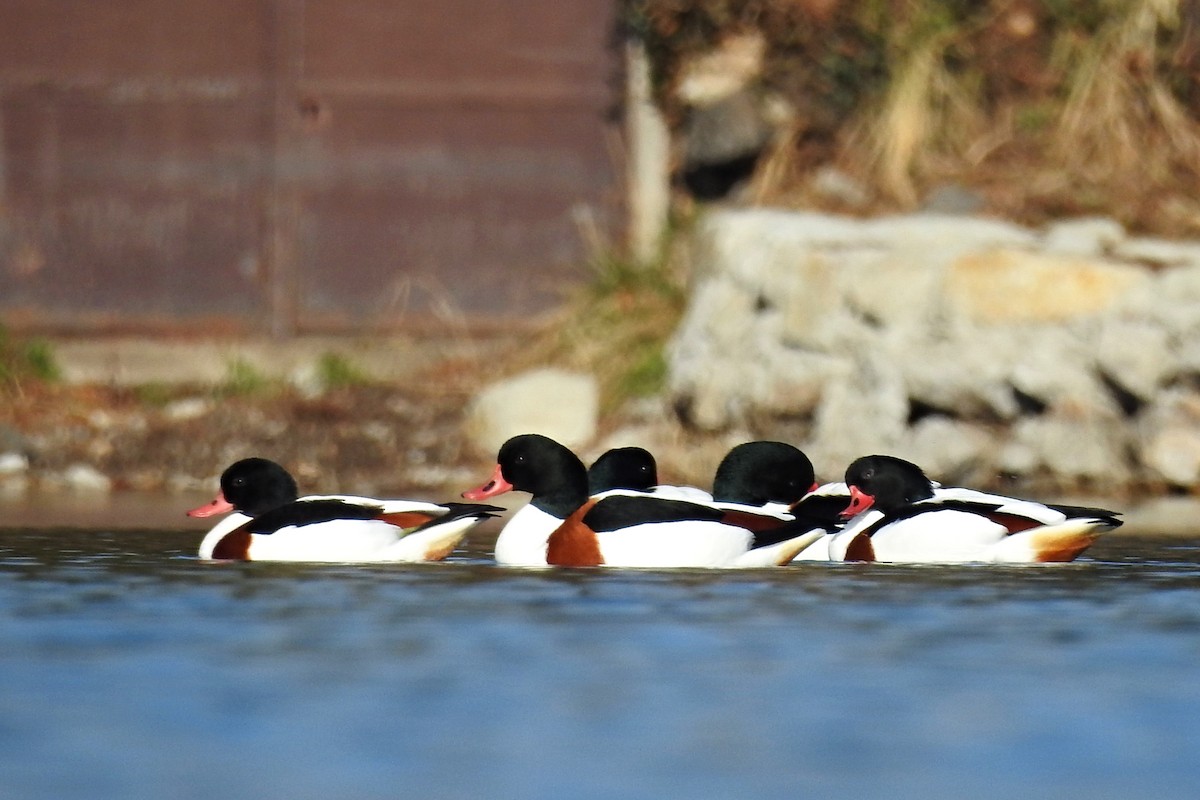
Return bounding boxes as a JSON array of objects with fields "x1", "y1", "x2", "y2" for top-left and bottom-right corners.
[{"x1": 0, "y1": 527, "x2": 1197, "y2": 800}]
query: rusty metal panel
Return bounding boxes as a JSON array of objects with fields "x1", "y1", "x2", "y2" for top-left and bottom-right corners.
[
  {"x1": 0, "y1": 0, "x2": 277, "y2": 330},
  {"x1": 290, "y1": 0, "x2": 621, "y2": 326},
  {"x1": 0, "y1": 1, "x2": 271, "y2": 78},
  {"x1": 0, "y1": 0, "x2": 622, "y2": 332}
]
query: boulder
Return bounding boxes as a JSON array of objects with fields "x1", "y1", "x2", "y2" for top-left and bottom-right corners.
[
  {"x1": 464, "y1": 368, "x2": 598, "y2": 457},
  {"x1": 945, "y1": 249, "x2": 1148, "y2": 324}
]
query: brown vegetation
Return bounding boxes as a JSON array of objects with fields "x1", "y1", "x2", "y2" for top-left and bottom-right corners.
[{"x1": 628, "y1": 0, "x2": 1200, "y2": 235}]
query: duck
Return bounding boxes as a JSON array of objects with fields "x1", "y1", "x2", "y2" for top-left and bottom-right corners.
[
  {"x1": 480, "y1": 444, "x2": 709, "y2": 566},
  {"x1": 825, "y1": 454, "x2": 1123, "y2": 563},
  {"x1": 704, "y1": 439, "x2": 849, "y2": 561},
  {"x1": 188, "y1": 457, "x2": 503, "y2": 562},
  {"x1": 463, "y1": 434, "x2": 824, "y2": 568},
  {"x1": 587, "y1": 445, "x2": 714, "y2": 502}
]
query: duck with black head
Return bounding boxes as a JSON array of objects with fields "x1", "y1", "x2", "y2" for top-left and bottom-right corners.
[
  {"x1": 826, "y1": 454, "x2": 1122, "y2": 563},
  {"x1": 464, "y1": 434, "x2": 825, "y2": 568},
  {"x1": 188, "y1": 457, "x2": 503, "y2": 562}
]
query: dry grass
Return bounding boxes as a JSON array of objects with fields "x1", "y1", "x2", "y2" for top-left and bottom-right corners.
[
  {"x1": 855, "y1": 29, "x2": 985, "y2": 205},
  {"x1": 1055, "y1": 0, "x2": 1199, "y2": 175},
  {"x1": 633, "y1": 0, "x2": 1200, "y2": 235},
  {"x1": 502, "y1": 245, "x2": 689, "y2": 414}
]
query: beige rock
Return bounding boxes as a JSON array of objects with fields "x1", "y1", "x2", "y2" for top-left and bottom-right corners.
[
  {"x1": 945, "y1": 249, "x2": 1147, "y2": 323},
  {"x1": 464, "y1": 368, "x2": 598, "y2": 457},
  {"x1": 676, "y1": 32, "x2": 766, "y2": 106}
]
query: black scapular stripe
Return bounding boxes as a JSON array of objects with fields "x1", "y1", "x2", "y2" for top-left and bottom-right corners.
[
  {"x1": 747, "y1": 517, "x2": 826, "y2": 549},
  {"x1": 416, "y1": 502, "x2": 505, "y2": 529},
  {"x1": 789, "y1": 494, "x2": 849, "y2": 530},
  {"x1": 583, "y1": 495, "x2": 725, "y2": 532},
  {"x1": 247, "y1": 499, "x2": 380, "y2": 535},
  {"x1": 1044, "y1": 503, "x2": 1123, "y2": 528}
]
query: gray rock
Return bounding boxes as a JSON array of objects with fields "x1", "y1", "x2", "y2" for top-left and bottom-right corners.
[
  {"x1": 684, "y1": 89, "x2": 771, "y2": 166},
  {"x1": 920, "y1": 184, "x2": 985, "y2": 215}
]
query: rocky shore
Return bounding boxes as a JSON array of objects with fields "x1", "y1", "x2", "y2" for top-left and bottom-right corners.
[
  {"x1": 667, "y1": 209, "x2": 1200, "y2": 499},
  {"x1": 5, "y1": 208, "x2": 1200, "y2": 536}
]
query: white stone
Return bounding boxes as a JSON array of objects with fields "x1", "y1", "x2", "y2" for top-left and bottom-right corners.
[
  {"x1": 163, "y1": 397, "x2": 212, "y2": 422},
  {"x1": 1042, "y1": 217, "x2": 1125, "y2": 256},
  {"x1": 898, "y1": 328, "x2": 1020, "y2": 419},
  {"x1": 1095, "y1": 319, "x2": 1172, "y2": 400},
  {"x1": 1114, "y1": 237, "x2": 1200, "y2": 268},
  {"x1": 839, "y1": 248, "x2": 948, "y2": 332},
  {"x1": 1007, "y1": 326, "x2": 1114, "y2": 413},
  {"x1": 901, "y1": 417, "x2": 997, "y2": 483},
  {"x1": 1136, "y1": 264, "x2": 1200, "y2": 336},
  {"x1": 1141, "y1": 426, "x2": 1200, "y2": 486},
  {"x1": 807, "y1": 355, "x2": 908, "y2": 472},
  {"x1": 1003, "y1": 416, "x2": 1130, "y2": 486},
  {"x1": 0, "y1": 452, "x2": 29, "y2": 475},
  {"x1": 288, "y1": 363, "x2": 326, "y2": 399},
  {"x1": 696, "y1": 211, "x2": 873, "y2": 276},
  {"x1": 744, "y1": 345, "x2": 848, "y2": 420},
  {"x1": 1137, "y1": 388, "x2": 1200, "y2": 486},
  {"x1": 62, "y1": 464, "x2": 113, "y2": 493},
  {"x1": 663, "y1": 207, "x2": 1185, "y2": 490},
  {"x1": 862, "y1": 214, "x2": 1036, "y2": 251},
  {"x1": 464, "y1": 368, "x2": 599, "y2": 457}
]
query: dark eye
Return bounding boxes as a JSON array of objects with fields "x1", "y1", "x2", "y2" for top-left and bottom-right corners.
[
  {"x1": 861, "y1": 469, "x2": 874, "y2": 480},
  {"x1": 232, "y1": 477, "x2": 246, "y2": 487}
]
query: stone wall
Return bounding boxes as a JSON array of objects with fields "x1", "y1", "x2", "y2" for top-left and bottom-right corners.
[{"x1": 667, "y1": 209, "x2": 1200, "y2": 492}]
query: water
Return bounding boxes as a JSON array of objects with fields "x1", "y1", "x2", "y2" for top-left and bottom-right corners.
[{"x1": 1, "y1": 525, "x2": 1198, "y2": 800}]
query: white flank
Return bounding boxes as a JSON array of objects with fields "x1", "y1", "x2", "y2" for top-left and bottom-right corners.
[
  {"x1": 197, "y1": 512, "x2": 253, "y2": 560},
  {"x1": 595, "y1": 520, "x2": 753, "y2": 568},
  {"x1": 791, "y1": 534, "x2": 833, "y2": 561},
  {"x1": 493, "y1": 503, "x2": 561, "y2": 567}
]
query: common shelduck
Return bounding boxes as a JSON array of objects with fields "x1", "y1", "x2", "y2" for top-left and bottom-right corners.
[
  {"x1": 705, "y1": 440, "x2": 849, "y2": 561},
  {"x1": 481, "y1": 445, "x2": 709, "y2": 566},
  {"x1": 826, "y1": 454, "x2": 1123, "y2": 563},
  {"x1": 463, "y1": 434, "x2": 824, "y2": 568},
  {"x1": 587, "y1": 445, "x2": 714, "y2": 502},
  {"x1": 188, "y1": 457, "x2": 502, "y2": 562}
]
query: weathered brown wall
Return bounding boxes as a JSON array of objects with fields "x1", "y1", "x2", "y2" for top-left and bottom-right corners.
[{"x1": 0, "y1": 0, "x2": 622, "y2": 333}]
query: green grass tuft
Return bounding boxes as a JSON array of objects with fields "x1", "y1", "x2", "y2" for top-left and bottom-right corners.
[
  {"x1": 0, "y1": 326, "x2": 61, "y2": 389},
  {"x1": 316, "y1": 352, "x2": 370, "y2": 389},
  {"x1": 217, "y1": 358, "x2": 272, "y2": 397}
]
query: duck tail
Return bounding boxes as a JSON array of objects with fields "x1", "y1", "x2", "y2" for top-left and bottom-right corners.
[
  {"x1": 995, "y1": 517, "x2": 1117, "y2": 563},
  {"x1": 735, "y1": 528, "x2": 827, "y2": 567}
]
